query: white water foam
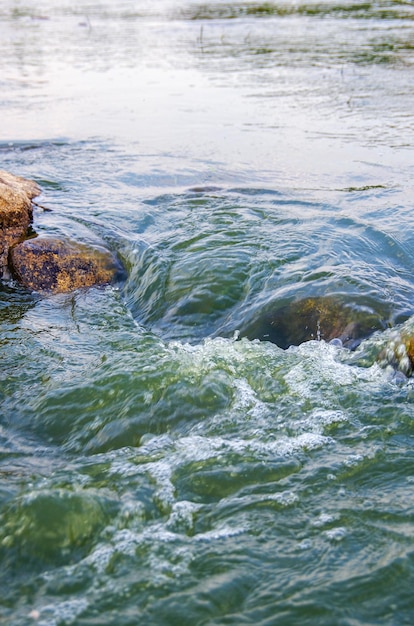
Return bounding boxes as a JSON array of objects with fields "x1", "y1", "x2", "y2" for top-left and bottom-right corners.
[{"x1": 35, "y1": 598, "x2": 88, "y2": 626}]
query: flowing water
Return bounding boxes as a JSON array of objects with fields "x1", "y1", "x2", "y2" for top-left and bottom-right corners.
[{"x1": 1, "y1": 1, "x2": 414, "y2": 624}]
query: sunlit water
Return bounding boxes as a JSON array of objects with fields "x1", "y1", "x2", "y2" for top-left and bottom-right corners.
[{"x1": 1, "y1": 1, "x2": 414, "y2": 624}]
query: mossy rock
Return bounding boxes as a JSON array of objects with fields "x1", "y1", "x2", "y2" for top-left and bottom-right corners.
[
  {"x1": 0, "y1": 170, "x2": 40, "y2": 273},
  {"x1": 10, "y1": 236, "x2": 120, "y2": 294},
  {"x1": 241, "y1": 295, "x2": 388, "y2": 350}
]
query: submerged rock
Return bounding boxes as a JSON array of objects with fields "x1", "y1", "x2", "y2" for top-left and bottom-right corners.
[
  {"x1": 0, "y1": 170, "x2": 40, "y2": 274},
  {"x1": 10, "y1": 237, "x2": 120, "y2": 294},
  {"x1": 241, "y1": 295, "x2": 388, "y2": 350}
]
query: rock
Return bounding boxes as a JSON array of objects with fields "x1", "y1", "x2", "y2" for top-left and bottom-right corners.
[
  {"x1": 241, "y1": 295, "x2": 388, "y2": 350},
  {"x1": 9, "y1": 236, "x2": 120, "y2": 294},
  {"x1": 1, "y1": 170, "x2": 123, "y2": 294},
  {"x1": 0, "y1": 169, "x2": 40, "y2": 200},
  {"x1": 377, "y1": 329, "x2": 414, "y2": 377},
  {"x1": 0, "y1": 170, "x2": 40, "y2": 274}
]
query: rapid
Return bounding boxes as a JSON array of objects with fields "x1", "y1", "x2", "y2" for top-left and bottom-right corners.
[{"x1": 1, "y1": 1, "x2": 414, "y2": 624}]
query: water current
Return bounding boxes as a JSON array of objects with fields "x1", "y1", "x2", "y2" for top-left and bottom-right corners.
[{"x1": 1, "y1": 1, "x2": 414, "y2": 624}]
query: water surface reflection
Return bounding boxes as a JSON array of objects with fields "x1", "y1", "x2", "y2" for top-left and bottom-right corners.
[{"x1": 1, "y1": 1, "x2": 414, "y2": 625}]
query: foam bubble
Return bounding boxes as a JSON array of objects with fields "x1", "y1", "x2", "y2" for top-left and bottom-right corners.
[
  {"x1": 292, "y1": 408, "x2": 348, "y2": 435},
  {"x1": 36, "y1": 599, "x2": 88, "y2": 626},
  {"x1": 344, "y1": 454, "x2": 364, "y2": 467},
  {"x1": 325, "y1": 527, "x2": 347, "y2": 541},
  {"x1": 166, "y1": 500, "x2": 202, "y2": 533},
  {"x1": 231, "y1": 490, "x2": 299, "y2": 511},
  {"x1": 195, "y1": 525, "x2": 247, "y2": 542},
  {"x1": 311, "y1": 512, "x2": 339, "y2": 527}
]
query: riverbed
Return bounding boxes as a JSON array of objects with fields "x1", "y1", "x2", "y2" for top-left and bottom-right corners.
[{"x1": 1, "y1": 1, "x2": 414, "y2": 624}]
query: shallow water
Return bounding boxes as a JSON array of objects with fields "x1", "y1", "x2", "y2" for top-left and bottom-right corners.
[{"x1": 1, "y1": 1, "x2": 414, "y2": 624}]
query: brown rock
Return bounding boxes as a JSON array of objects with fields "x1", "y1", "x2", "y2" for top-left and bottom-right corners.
[
  {"x1": 406, "y1": 335, "x2": 414, "y2": 367},
  {"x1": 241, "y1": 295, "x2": 388, "y2": 350},
  {"x1": 0, "y1": 170, "x2": 40, "y2": 274},
  {"x1": 0, "y1": 170, "x2": 40, "y2": 200},
  {"x1": 10, "y1": 237, "x2": 119, "y2": 294}
]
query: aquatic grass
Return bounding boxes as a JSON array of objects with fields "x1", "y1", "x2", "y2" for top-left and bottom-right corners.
[{"x1": 183, "y1": 1, "x2": 414, "y2": 21}]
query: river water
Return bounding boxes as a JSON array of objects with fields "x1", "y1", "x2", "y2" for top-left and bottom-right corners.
[{"x1": 1, "y1": 1, "x2": 414, "y2": 624}]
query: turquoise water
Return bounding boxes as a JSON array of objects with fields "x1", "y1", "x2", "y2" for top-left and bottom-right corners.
[{"x1": 1, "y1": 1, "x2": 414, "y2": 624}]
